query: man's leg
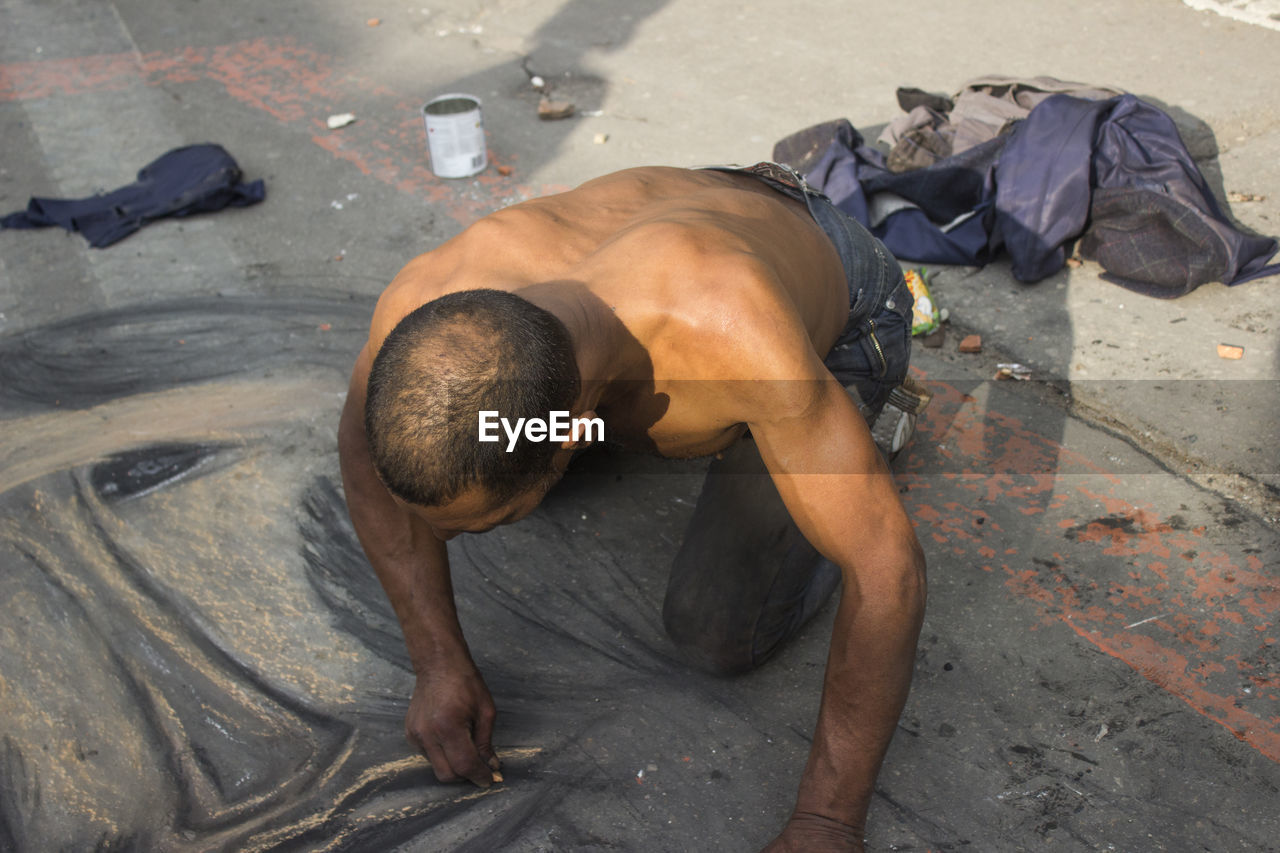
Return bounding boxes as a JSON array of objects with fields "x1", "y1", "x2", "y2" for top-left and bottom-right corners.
[
  {"x1": 661, "y1": 432, "x2": 841, "y2": 675},
  {"x1": 661, "y1": 189, "x2": 926, "y2": 675},
  {"x1": 662, "y1": 289, "x2": 922, "y2": 676}
]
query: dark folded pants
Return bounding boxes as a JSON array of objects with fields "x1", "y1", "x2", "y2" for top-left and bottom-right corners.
[{"x1": 663, "y1": 163, "x2": 910, "y2": 674}]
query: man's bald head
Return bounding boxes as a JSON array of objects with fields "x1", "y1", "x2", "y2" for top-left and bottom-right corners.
[{"x1": 365, "y1": 289, "x2": 580, "y2": 507}]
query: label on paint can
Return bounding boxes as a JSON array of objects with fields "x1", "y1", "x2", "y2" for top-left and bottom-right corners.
[{"x1": 423, "y1": 94, "x2": 487, "y2": 179}]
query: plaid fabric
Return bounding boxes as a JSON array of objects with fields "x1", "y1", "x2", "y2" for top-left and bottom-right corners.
[
  {"x1": 1081, "y1": 187, "x2": 1230, "y2": 297},
  {"x1": 1078, "y1": 95, "x2": 1278, "y2": 295}
]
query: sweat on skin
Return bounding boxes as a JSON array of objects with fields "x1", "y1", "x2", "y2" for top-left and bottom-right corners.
[{"x1": 478, "y1": 410, "x2": 604, "y2": 452}]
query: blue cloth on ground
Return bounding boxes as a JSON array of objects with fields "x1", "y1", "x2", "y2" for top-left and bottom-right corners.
[{"x1": 1, "y1": 144, "x2": 265, "y2": 248}]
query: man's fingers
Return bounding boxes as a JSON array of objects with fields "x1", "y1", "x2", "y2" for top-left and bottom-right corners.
[
  {"x1": 404, "y1": 679, "x2": 499, "y2": 787},
  {"x1": 407, "y1": 718, "x2": 491, "y2": 786},
  {"x1": 439, "y1": 731, "x2": 493, "y2": 788},
  {"x1": 415, "y1": 736, "x2": 459, "y2": 784},
  {"x1": 474, "y1": 707, "x2": 500, "y2": 772}
]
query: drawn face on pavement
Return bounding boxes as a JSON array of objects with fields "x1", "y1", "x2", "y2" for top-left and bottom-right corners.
[{"x1": 0, "y1": 293, "x2": 774, "y2": 851}]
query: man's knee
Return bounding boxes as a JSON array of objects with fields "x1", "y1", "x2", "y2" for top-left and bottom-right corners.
[
  {"x1": 662, "y1": 544, "x2": 842, "y2": 677},
  {"x1": 661, "y1": 588, "x2": 755, "y2": 676}
]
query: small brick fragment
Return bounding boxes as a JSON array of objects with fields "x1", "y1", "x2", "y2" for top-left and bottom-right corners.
[
  {"x1": 958, "y1": 334, "x2": 982, "y2": 353},
  {"x1": 538, "y1": 97, "x2": 575, "y2": 120},
  {"x1": 1217, "y1": 343, "x2": 1244, "y2": 360},
  {"x1": 496, "y1": 164, "x2": 514, "y2": 176}
]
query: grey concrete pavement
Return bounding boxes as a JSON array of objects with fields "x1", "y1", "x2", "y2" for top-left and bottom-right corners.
[{"x1": 1, "y1": 0, "x2": 1277, "y2": 850}]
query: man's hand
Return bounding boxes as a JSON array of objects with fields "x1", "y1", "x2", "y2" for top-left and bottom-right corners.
[
  {"x1": 408, "y1": 664, "x2": 501, "y2": 788},
  {"x1": 758, "y1": 813, "x2": 864, "y2": 853}
]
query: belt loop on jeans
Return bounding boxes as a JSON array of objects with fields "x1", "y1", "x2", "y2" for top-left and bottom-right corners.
[{"x1": 773, "y1": 162, "x2": 819, "y2": 199}]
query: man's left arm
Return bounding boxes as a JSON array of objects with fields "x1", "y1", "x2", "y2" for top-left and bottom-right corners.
[{"x1": 748, "y1": 376, "x2": 927, "y2": 852}]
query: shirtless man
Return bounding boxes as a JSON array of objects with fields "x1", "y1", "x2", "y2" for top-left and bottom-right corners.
[{"x1": 338, "y1": 164, "x2": 927, "y2": 852}]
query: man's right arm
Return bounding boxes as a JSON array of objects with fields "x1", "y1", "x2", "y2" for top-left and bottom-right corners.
[{"x1": 338, "y1": 345, "x2": 500, "y2": 787}]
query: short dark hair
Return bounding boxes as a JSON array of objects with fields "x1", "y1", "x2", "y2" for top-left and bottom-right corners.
[{"x1": 365, "y1": 289, "x2": 580, "y2": 507}]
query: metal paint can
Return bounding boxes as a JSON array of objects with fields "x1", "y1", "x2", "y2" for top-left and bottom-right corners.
[{"x1": 422, "y1": 94, "x2": 487, "y2": 179}]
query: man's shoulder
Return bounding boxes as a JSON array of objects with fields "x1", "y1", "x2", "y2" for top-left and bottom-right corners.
[
  {"x1": 647, "y1": 263, "x2": 828, "y2": 385},
  {"x1": 598, "y1": 214, "x2": 828, "y2": 387}
]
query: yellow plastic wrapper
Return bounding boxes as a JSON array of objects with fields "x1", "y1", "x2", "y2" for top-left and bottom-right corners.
[{"x1": 905, "y1": 268, "x2": 940, "y2": 336}]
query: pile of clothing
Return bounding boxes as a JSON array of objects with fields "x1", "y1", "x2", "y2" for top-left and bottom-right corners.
[{"x1": 774, "y1": 75, "x2": 1279, "y2": 297}]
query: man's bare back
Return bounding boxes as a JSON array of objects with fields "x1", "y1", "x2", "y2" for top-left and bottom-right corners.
[
  {"x1": 367, "y1": 167, "x2": 850, "y2": 456},
  {"x1": 338, "y1": 165, "x2": 926, "y2": 853}
]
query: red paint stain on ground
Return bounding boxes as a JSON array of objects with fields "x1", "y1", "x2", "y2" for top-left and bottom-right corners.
[
  {"x1": 901, "y1": 371, "x2": 1280, "y2": 763},
  {"x1": 0, "y1": 38, "x2": 555, "y2": 225}
]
